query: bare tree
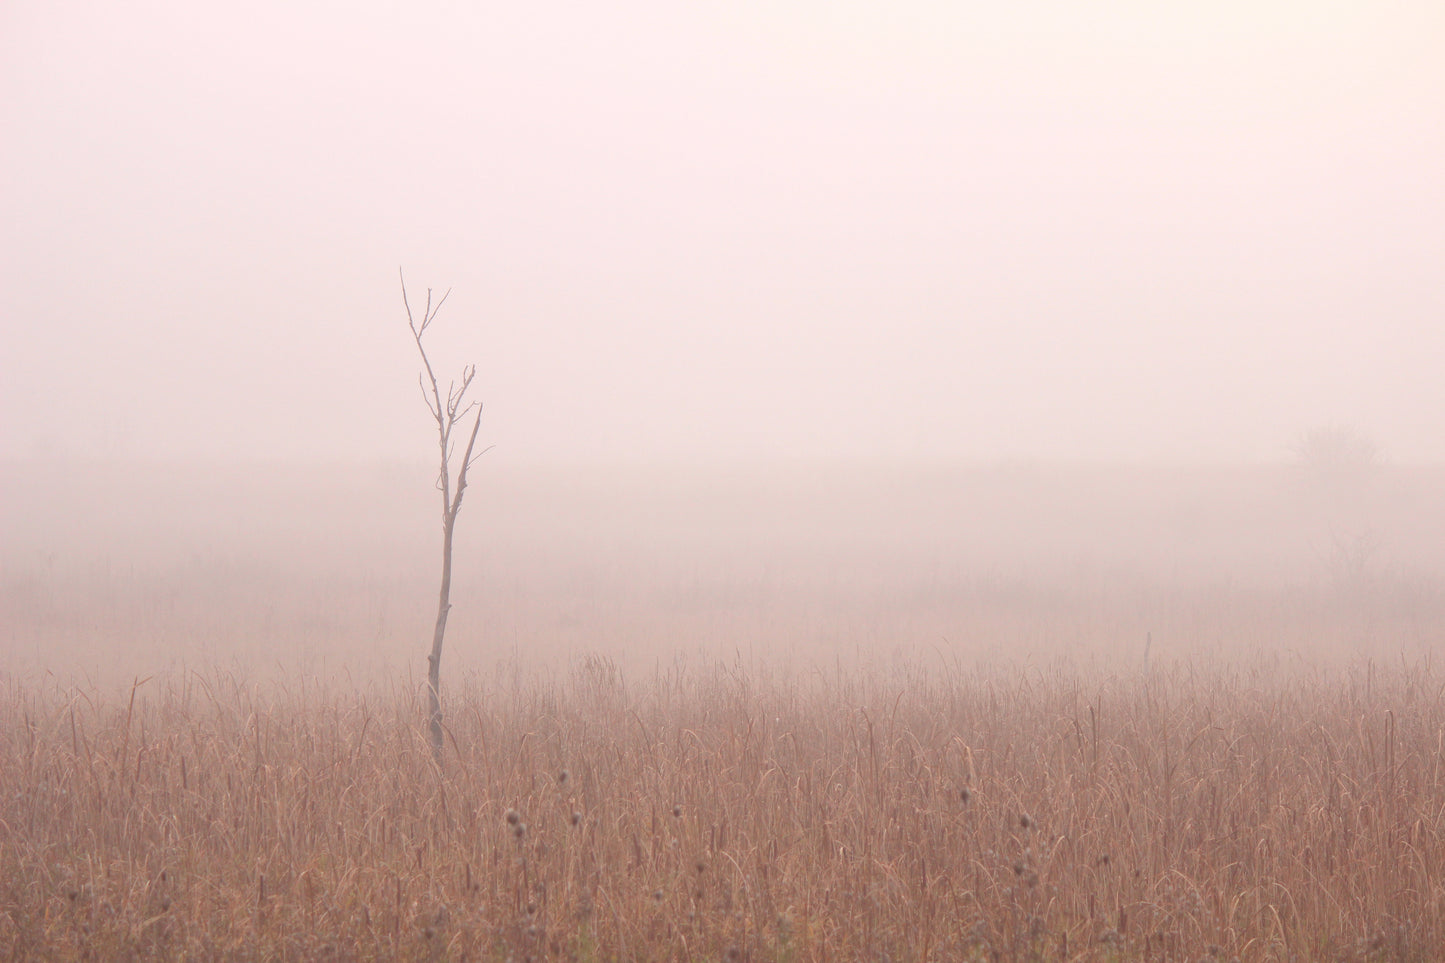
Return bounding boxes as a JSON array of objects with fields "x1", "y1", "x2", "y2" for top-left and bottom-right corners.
[
  {"x1": 1293, "y1": 424, "x2": 1381, "y2": 583},
  {"x1": 1293, "y1": 425, "x2": 1379, "y2": 490},
  {"x1": 402, "y1": 270, "x2": 486, "y2": 762}
]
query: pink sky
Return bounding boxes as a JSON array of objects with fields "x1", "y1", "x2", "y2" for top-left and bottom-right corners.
[{"x1": 2, "y1": 0, "x2": 1442, "y2": 464}]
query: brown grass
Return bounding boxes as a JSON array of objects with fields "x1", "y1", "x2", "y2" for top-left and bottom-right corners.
[{"x1": 2, "y1": 655, "x2": 1442, "y2": 962}]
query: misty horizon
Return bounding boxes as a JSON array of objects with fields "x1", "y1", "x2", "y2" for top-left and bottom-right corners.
[{"x1": 6, "y1": 452, "x2": 1441, "y2": 686}]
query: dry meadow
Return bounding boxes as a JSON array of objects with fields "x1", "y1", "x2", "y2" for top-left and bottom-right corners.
[
  {"x1": 2, "y1": 655, "x2": 1442, "y2": 962},
  {"x1": 4, "y1": 459, "x2": 1445, "y2": 961}
]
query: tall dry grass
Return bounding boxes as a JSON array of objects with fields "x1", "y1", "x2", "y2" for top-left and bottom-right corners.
[{"x1": 1, "y1": 656, "x2": 1442, "y2": 961}]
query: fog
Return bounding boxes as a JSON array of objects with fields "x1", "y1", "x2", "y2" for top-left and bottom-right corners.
[
  {"x1": 3, "y1": 2, "x2": 1444, "y2": 682},
  {"x1": 6, "y1": 455, "x2": 1445, "y2": 684},
  {"x1": 4, "y1": 0, "x2": 1443, "y2": 464}
]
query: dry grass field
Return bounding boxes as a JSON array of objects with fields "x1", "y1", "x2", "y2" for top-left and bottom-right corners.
[
  {"x1": 5, "y1": 459, "x2": 1445, "y2": 960},
  {"x1": 3, "y1": 655, "x2": 1442, "y2": 962}
]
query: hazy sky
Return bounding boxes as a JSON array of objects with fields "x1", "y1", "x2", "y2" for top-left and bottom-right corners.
[{"x1": 3, "y1": 0, "x2": 1442, "y2": 465}]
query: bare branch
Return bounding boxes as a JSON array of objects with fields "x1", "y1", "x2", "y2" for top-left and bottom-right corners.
[
  {"x1": 408, "y1": 319, "x2": 445, "y2": 421},
  {"x1": 418, "y1": 374, "x2": 440, "y2": 422},
  {"x1": 400, "y1": 267, "x2": 417, "y2": 332},
  {"x1": 451, "y1": 405, "x2": 485, "y2": 515},
  {"x1": 401, "y1": 269, "x2": 452, "y2": 337},
  {"x1": 466, "y1": 441, "x2": 495, "y2": 472}
]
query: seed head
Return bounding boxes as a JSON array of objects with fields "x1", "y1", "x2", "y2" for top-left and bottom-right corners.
[
  {"x1": 570, "y1": 811, "x2": 582, "y2": 826},
  {"x1": 557, "y1": 769, "x2": 570, "y2": 785},
  {"x1": 505, "y1": 809, "x2": 521, "y2": 826},
  {"x1": 960, "y1": 787, "x2": 971, "y2": 804},
  {"x1": 1019, "y1": 813, "x2": 1032, "y2": 830},
  {"x1": 513, "y1": 822, "x2": 527, "y2": 839},
  {"x1": 672, "y1": 804, "x2": 683, "y2": 818}
]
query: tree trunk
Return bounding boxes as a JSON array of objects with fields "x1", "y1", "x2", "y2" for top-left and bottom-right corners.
[{"x1": 427, "y1": 511, "x2": 456, "y2": 761}]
